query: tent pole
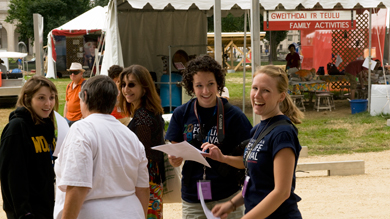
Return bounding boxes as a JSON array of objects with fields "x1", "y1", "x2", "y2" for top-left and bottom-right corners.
[
  {"x1": 214, "y1": 0, "x2": 222, "y2": 65},
  {"x1": 251, "y1": 0, "x2": 261, "y2": 124},
  {"x1": 169, "y1": 46, "x2": 172, "y2": 112},
  {"x1": 368, "y1": 8, "x2": 372, "y2": 112},
  {"x1": 243, "y1": 10, "x2": 248, "y2": 113}
]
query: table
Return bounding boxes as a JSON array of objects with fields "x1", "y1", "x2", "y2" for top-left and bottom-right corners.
[
  {"x1": 289, "y1": 80, "x2": 327, "y2": 95},
  {"x1": 319, "y1": 75, "x2": 350, "y2": 90}
]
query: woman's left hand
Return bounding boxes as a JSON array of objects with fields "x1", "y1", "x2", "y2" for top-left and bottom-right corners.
[{"x1": 201, "y1": 143, "x2": 226, "y2": 163}]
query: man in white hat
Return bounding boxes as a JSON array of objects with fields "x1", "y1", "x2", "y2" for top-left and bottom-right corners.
[{"x1": 64, "y1": 62, "x2": 86, "y2": 126}]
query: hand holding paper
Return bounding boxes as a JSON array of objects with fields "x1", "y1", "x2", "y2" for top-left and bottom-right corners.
[{"x1": 152, "y1": 141, "x2": 211, "y2": 168}]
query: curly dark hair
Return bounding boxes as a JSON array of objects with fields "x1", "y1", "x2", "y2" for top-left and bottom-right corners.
[
  {"x1": 107, "y1": 65, "x2": 123, "y2": 80},
  {"x1": 182, "y1": 55, "x2": 225, "y2": 97}
]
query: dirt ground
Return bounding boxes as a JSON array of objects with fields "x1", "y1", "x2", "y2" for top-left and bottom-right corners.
[
  {"x1": 163, "y1": 150, "x2": 390, "y2": 219},
  {"x1": 0, "y1": 99, "x2": 388, "y2": 218},
  {"x1": 1, "y1": 150, "x2": 386, "y2": 219}
]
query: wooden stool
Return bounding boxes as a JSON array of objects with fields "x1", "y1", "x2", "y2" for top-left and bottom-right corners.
[
  {"x1": 313, "y1": 92, "x2": 332, "y2": 112},
  {"x1": 290, "y1": 95, "x2": 305, "y2": 112}
]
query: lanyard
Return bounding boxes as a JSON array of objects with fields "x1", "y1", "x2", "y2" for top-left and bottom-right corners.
[
  {"x1": 244, "y1": 118, "x2": 273, "y2": 169},
  {"x1": 193, "y1": 97, "x2": 225, "y2": 143}
]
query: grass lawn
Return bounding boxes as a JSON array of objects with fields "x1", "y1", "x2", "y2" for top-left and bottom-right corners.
[{"x1": 1, "y1": 71, "x2": 390, "y2": 156}]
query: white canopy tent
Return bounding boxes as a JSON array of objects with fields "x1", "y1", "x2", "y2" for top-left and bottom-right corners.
[
  {"x1": 103, "y1": 0, "x2": 387, "y2": 73},
  {"x1": 46, "y1": 6, "x2": 108, "y2": 78},
  {"x1": 103, "y1": 0, "x2": 387, "y2": 118}
]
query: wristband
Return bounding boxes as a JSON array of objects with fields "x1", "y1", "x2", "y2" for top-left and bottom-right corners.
[{"x1": 229, "y1": 199, "x2": 236, "y2": 211}]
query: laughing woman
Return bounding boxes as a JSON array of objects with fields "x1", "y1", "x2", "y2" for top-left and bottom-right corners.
[
  {"x1": 212, "y1": 65, "x2": 304, "y2": 219},
  {"x1": 0, "y1": 76, "x2": 58, "y2": 219},
  {"x1": 118, "y1": 65, "x2": 166, "y2": 219}
]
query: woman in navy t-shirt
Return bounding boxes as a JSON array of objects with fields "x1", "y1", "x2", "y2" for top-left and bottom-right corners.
[
  {"x1": 166, "y1": 56, "x2": 252, "y2": 219},
  {"x1": 212, "y1": 65, "x2": 304, "y2": 219}
]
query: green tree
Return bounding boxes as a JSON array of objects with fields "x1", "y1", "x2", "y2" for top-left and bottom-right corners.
[
  {"x1": 92, "y1": 0, "x2": 109, "y2": 6},
  {"x1": 6, "y1": 0, "x2": 91, "y2": 46},
  {"x1": 264, "y1": 31, "x2": 288, "y2": 62}
]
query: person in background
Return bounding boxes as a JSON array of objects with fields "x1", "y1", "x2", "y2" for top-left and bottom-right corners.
[
  {"x1": 344, "y1": 60, "x2": 368, "y2": 99},
  {"x1": 212, "y1": 65, "x2": 304, "y2": 219},
  {"x1": 0, "y1": 59, "x2": 7, "y2": 73},
  {"x1": 107, "y1": 65, "x2": 127, "y2": 123},
  {"x1": 165, "y1": 55, "x2": 252, "y2": 219},
  {"x1": 54, "y1": 75, "x2": 149, "y2": 219},
  {"x1": 285, "y1": 44, "x2": 301, "y2": 77},
  {"x1": 63, "y1": 62, "x2": 86, "y2": 126},
  {"x1": 0, "y1": 76, "x2": 58, "y2": 219},
  {"x1": 118, "y1": 65, "x2": 166, "y2": 219},
  {"x1": 374, "y1": 59, "x2": 383, "y2": 71},
  {"x1": 17, "y1": 58, "x2": 22, "y2": 69},
  {"x1": 220, "y1": 86, "x2": 230, "y2": 100}
]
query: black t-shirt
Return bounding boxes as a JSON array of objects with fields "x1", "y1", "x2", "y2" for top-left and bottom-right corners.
[
  {"x1": 166, "y1": 98, "x2": 253, "y2": 203},
  {"x1": 244, "y1": 115, "x2": 302, "y2": 218}
]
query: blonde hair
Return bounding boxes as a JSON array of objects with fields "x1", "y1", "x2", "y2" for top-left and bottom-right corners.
[{"x1": 254, "y1": 65, "x2": 304, "y2": 124}]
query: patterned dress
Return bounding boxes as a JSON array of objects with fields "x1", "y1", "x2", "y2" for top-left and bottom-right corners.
[{"x1": 128, "y1": 107, "x2": 165, "y2": 219}]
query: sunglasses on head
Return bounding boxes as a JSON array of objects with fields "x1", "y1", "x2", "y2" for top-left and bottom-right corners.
[{"x1": 121, "y1": 82, "x2": 136, "y2": 88}]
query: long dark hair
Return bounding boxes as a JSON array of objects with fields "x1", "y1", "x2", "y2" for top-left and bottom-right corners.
[
  {"x1": 17, "y1": 76, "x2": 59, "y2": 124},
  {"x1": 118, "y1": 65, "x2": 164, "y2": 117}
]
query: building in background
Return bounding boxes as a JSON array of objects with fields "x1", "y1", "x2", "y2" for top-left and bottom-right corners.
[{"x1": 0, "y1": 0, "x2": 33, "y2": 54}]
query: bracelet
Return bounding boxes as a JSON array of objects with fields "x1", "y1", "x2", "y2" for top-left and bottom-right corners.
[{"x1": 229, "y1": 199, "x2": 236, "y2": 211}]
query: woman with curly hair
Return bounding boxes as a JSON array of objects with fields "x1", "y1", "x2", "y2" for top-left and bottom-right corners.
[
  {"x1": 118, "y1": 65, "x2": 166, "y2": 219},
  {"x1": 165, "y1": 55, "x2": 252, "y2": 219}
]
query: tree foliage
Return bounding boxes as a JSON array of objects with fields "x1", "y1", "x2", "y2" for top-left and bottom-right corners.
[{"x1": 6, "y1": 0, "x2": 92, "y2": 46}]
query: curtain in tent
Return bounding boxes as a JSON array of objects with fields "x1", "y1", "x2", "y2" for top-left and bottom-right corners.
[{"x1": 118, "y1": 10, "x2": 207, "y2": 81}]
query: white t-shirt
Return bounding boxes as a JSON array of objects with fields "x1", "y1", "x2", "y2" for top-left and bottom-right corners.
[{"x1": 54, "y1": 114, "x2": 149, "y2": 219}]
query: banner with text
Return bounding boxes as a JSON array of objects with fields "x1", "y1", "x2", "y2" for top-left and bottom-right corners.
[{"x1": 263, "y1": 10, "x2": 356, "y2": 30}]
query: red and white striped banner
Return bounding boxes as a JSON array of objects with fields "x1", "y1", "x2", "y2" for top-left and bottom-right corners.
[{"x1": 263, "y1": 10, "x2": 356, "y2": 30}]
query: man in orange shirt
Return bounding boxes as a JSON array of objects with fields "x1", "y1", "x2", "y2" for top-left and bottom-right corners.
[{"x1": 64, "y1": 62, "x2": 86, "y2": 126}]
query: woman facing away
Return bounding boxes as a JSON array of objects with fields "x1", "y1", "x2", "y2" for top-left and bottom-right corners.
[
  {"x1": 165, "y1": 55, "x2": 253, "y2": 219},
  {"x1": 53, "y1": 75, "x2": 149, "y2": 219},
  {"x1": 0, "y1": 76, "x2": 59, "y2": 219},
  {"x1": 118, "y1": 65, "x2": 166, "y2": 219},
  {"x1": 212, "y1": 65, "x2": 304, "y2": 219}
]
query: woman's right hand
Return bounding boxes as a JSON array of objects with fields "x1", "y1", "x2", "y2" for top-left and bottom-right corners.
[
  {"x1": 211, "y1": 201, "x2": 234, "y2": 219},
  {"x1": 168, "y1": 155, "x2": 183, "y2": 167}
]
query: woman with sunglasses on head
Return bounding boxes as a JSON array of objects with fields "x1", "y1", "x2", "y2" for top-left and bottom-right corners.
[
  {"x1": 118, "y1": 65, "x2": 166, "y2": 219},
  {"x1": 212, "y1": 65, "x2": 304, "y2": 219},
  {"x1": 0, "y1": 76, "x2": 58, "y2": 219},
  {"x1": 165, "y1": 55, "x2": 252, "y2": 219},
  {"x1": 63, "y1": 62, "x2": 86, "y2": 126}
]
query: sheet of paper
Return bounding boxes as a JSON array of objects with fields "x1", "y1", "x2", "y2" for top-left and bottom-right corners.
[
  {"x1": 152, "y1": 141, "x2": 210, "y2": 168},
  {"x1": 53, "y1": 111, "x2": 69, "y2": 157},
  {"x1": 198, "y1": 182, "x2": 220, "y2": 219},
  {"x1": 363, "y1": 57, "x2": 377, "y2": 70}
]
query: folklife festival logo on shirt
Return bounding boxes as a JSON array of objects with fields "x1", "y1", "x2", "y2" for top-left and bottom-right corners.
[
  {"x1": 245, "y1": 139, "x2": 265, "y2": 164},
  {"x1": 183, "y1": 123, "x2": 220, "y2": 145}
]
